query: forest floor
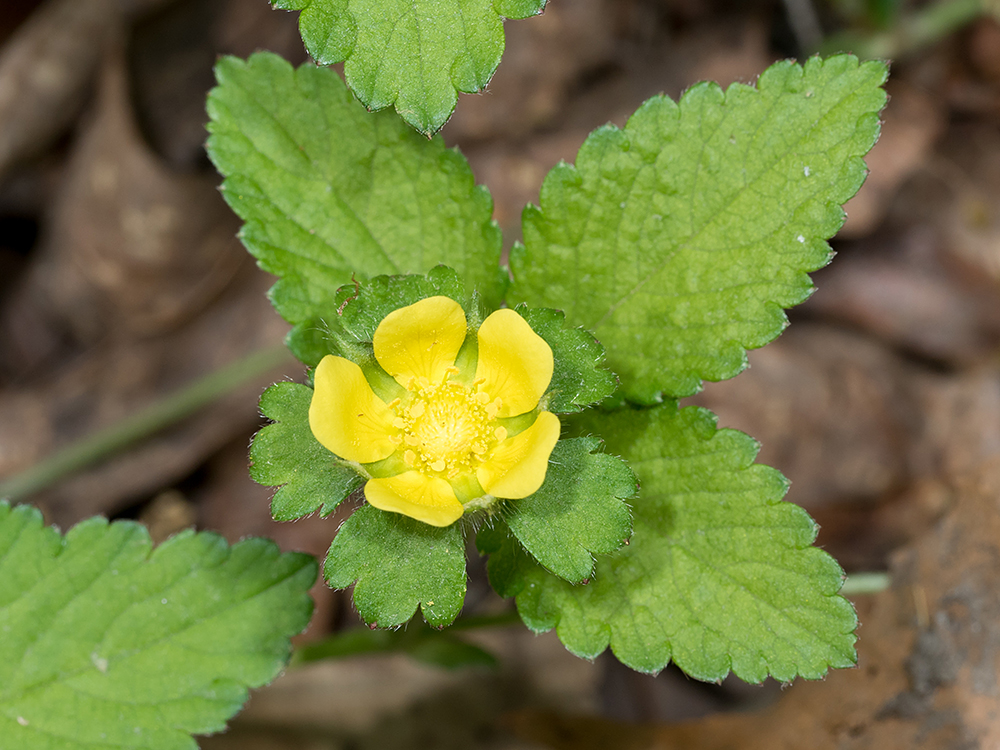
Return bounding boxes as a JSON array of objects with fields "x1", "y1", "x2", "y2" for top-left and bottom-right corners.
[{"x1": 1, "y1": 0, "x2": 1000, "y2": 748}]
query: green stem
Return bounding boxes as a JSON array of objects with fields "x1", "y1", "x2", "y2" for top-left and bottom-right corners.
[
  {"x1": 0, "y1": 344, "x2": 293, "y2": 502},
  {"x1": 291, "y1": 609, "x2": 522, "y2": 667},
  {"x1": 446, "y1": 609, "x2": 522, "y2": 631},
  {"x1": 821, "y1": 0, "x2": 986, "y2": 58},
  {"x1": 841, "y1": 571, "x2": 890, "y2": 595}
]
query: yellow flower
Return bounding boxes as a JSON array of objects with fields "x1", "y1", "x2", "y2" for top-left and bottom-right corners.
[{"x1": 308, "y1": 296, "x2": 560, "y2": 527}]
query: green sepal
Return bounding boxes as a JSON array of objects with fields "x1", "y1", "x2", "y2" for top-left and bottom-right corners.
[
  {"x1": 271, "y1": 0, "x2": 547, "y2": 135},
  {"x1": 0, "y1": 502, "x2": 316, "y2": 748},
  {"x1": 250, "y1": 382, "x2": 364, "y2": 521},
  {"x1": 486, "y1": 404, "x2": 857, "y2": 682},
  {"x1": 206, "y1": 52, "x2": 504, "y2": 325},
  {"x1": 324, "y1": 504, "x2": 467, "y2": 628},
  {"x1": 517, "y1": 306, "x2": 617, "y2": 413},
  {"x1": 336, "y1": 265, "x2": 469, "y2": 344},
  {"x1": 284, "y1": 266, "x2": 475, "y2": 370},
  {"x1": 509, "y1": 54, "x2": 889, "y2": 402},
  {"x1": 498, "y1": 437, "x2": 635, "y2": 583}
]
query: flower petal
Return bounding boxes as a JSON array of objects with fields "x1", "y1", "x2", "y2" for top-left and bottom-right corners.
[
  {"x1": 373, "y1": 296, "x2": 467, "y2": 387},
  {"x1": 475, "y1": 309, "x2": 553, "y2": 417},
  {"x1": 309, "y1": 355, "x2": 398, "y2": 464},
  {"x1": 477, "y1": 411, "x2": 560, "y2": 499},
  {"x1": 365, "y1": 472, "x2": 464, "y2": 527}
]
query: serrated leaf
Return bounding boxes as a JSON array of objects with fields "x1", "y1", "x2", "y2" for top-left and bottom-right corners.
[
  {"x1": 496, "y1": 437, "x2": 635, "y2": 583},
  {"x1": 206, "y1": 52, "x2": 503, "y2": 327},
  {"x1": 251, "y1": 382, "x2": 364, "y2": 521},
  {"x1": 325, "y1": 504, "x2": 466, "y2": 628},
  {"x1": 509, "y1": 55, "x2": 888, "y2": 402},
  {"x1": 476, "y1": 521, "x2": 533, "y2": 599},
  {"x1": 486, "y1": 405, "x2": 857, "y2": 682},
  {"x1": 518, "y1": 306, "x2": 617, "y2": 414},
  {"x1": 285, "y1": 266, "x2": 468, "y2": 368},
  {"x1": 0, "y1": 502, "x2": 316, "y2": 749},
  {"x1": 272, "y1": 0, "x2": 546, "y2": 135}
]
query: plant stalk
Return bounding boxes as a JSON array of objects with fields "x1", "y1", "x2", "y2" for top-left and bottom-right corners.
[{"x1": 0, "y1": 344, "x2": 293, "y2": 502}]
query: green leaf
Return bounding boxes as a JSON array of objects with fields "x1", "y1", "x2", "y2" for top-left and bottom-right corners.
[
  {"x1": 285, "y1": 266, "x2": 468, "y2": 368},
  {"x1": 497, "y1": 437, "x2": 635, "y2": 583},
  {"x1": 251, "y1": 382, "x2": 364, "y2": 521},
  {"x1": 476, "y1": 521, "x2": 532, "y2": 599},
  {"x1": 509, "y1": 55, "x2": 888, "y2": 402},
  {"x1": 272, "y1": 0, "x2": 547, "y2": 135},
  {"x1": 486, "y1": 405, "x2": 857, "y2": 682},
  {"x1": 206, "y1": 52, "x2": 504, "y2": 327},
  {"x1": 325, "y1": 504, "x2": 467, "y2": 628},
  {"x1": 518, "y1": 306, "x2": 617, "y2": 414},
  {"x1": 0, "y1": 502, "x2": 316, "y2": 748}
]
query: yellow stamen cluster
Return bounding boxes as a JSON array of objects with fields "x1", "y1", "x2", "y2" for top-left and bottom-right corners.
[{"x1": 388, "y1": 368, "x2": 507, "y2": 479}]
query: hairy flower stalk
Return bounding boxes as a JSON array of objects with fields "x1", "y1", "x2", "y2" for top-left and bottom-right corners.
[{"x1": 309, "y1": 296, "x2": 559, "y2": 526}]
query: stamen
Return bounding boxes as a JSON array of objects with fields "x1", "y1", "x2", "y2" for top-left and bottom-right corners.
[
  {"x1": 388, "y1": 372, "x2": 508, "y2": 479},
  {"x1": 485, "y1": 398, "x2": 501, "y2": 420}
]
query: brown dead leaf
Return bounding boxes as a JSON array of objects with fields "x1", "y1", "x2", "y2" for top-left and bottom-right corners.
[
  {"x1": 0, "y1": 43, "x2": 297, "y2": 526},
  {"x1": 687, "y1": 321, "x2": 1000, "y2": 573},
  {"x1": 42, "y1": 44, "x2": 242, "y2": 343},
  {"x1": 0, "y1": 0, "x2": 119, "y2": 180},
  {"x1": 939, "y1": 126, "x2": 1000, "y2": 288},
  {"x1": 442, "y1": 0, "x2": 617, "y2": 144},
  {"x1": 811, "y1": 119, "x2": 1000, "y2": 367},
  {"x1": 204, "y1": 629, "x2": 600, "y2": 750},
  {"x1": 0, "y1": 40, "x2": 246, "y2": 371},
  {"x1": 689, "y1": 324, "x2": 919, "y2": 510},
  {"x1": 841, "y1": 82, "x2": 945, "y2": 239},
  {"x1": 511, "y1": 455, "x2": 1000, "y2": 750},
  {"x1": 129, "y1": 0, "x2": 306, "y2": 168},
  {"x1": 913, "y1": 368, "x2": 1000, "y2": 481},
  {"x1": 0, "y1": 0, "x2": 44, "y2": 47},
  {"x1": 808, "y1": 231, "x2": 1000, "y2": 365},
  {"x1": 968, "y1": 17, "x2": 1000, "y2": 82},
  {"x1": 2, "y1": 257, "x2": 295, "y2": 528}
]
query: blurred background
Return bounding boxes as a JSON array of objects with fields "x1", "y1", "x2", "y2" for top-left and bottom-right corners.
[{"x1": 1, "y1": 0, "x2": 999, "y2": 748}]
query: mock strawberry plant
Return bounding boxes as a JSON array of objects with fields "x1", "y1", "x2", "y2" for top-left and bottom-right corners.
[
  {"x1": 0, "y1": 2, "x2": 888, "y2": 746},
  {"x1": 208, "y1": 48, "x2": 887, "y2": 681}
]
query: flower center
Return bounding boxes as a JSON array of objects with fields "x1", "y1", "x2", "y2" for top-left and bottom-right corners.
[{"x1": 390, "y1": 370, "x2": 507, "y2": 479}]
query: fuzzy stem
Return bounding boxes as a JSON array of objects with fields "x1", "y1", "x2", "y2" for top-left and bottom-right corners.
[
  {"x1": 841, "y1": 571, "x2": 891, "y2": 596},
  {"x1": 0, "y1": 344, "x2": 293, "y2": 501},
  {"x1": 821, "y1": 0, "x2": 986, "y2": 59}
]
